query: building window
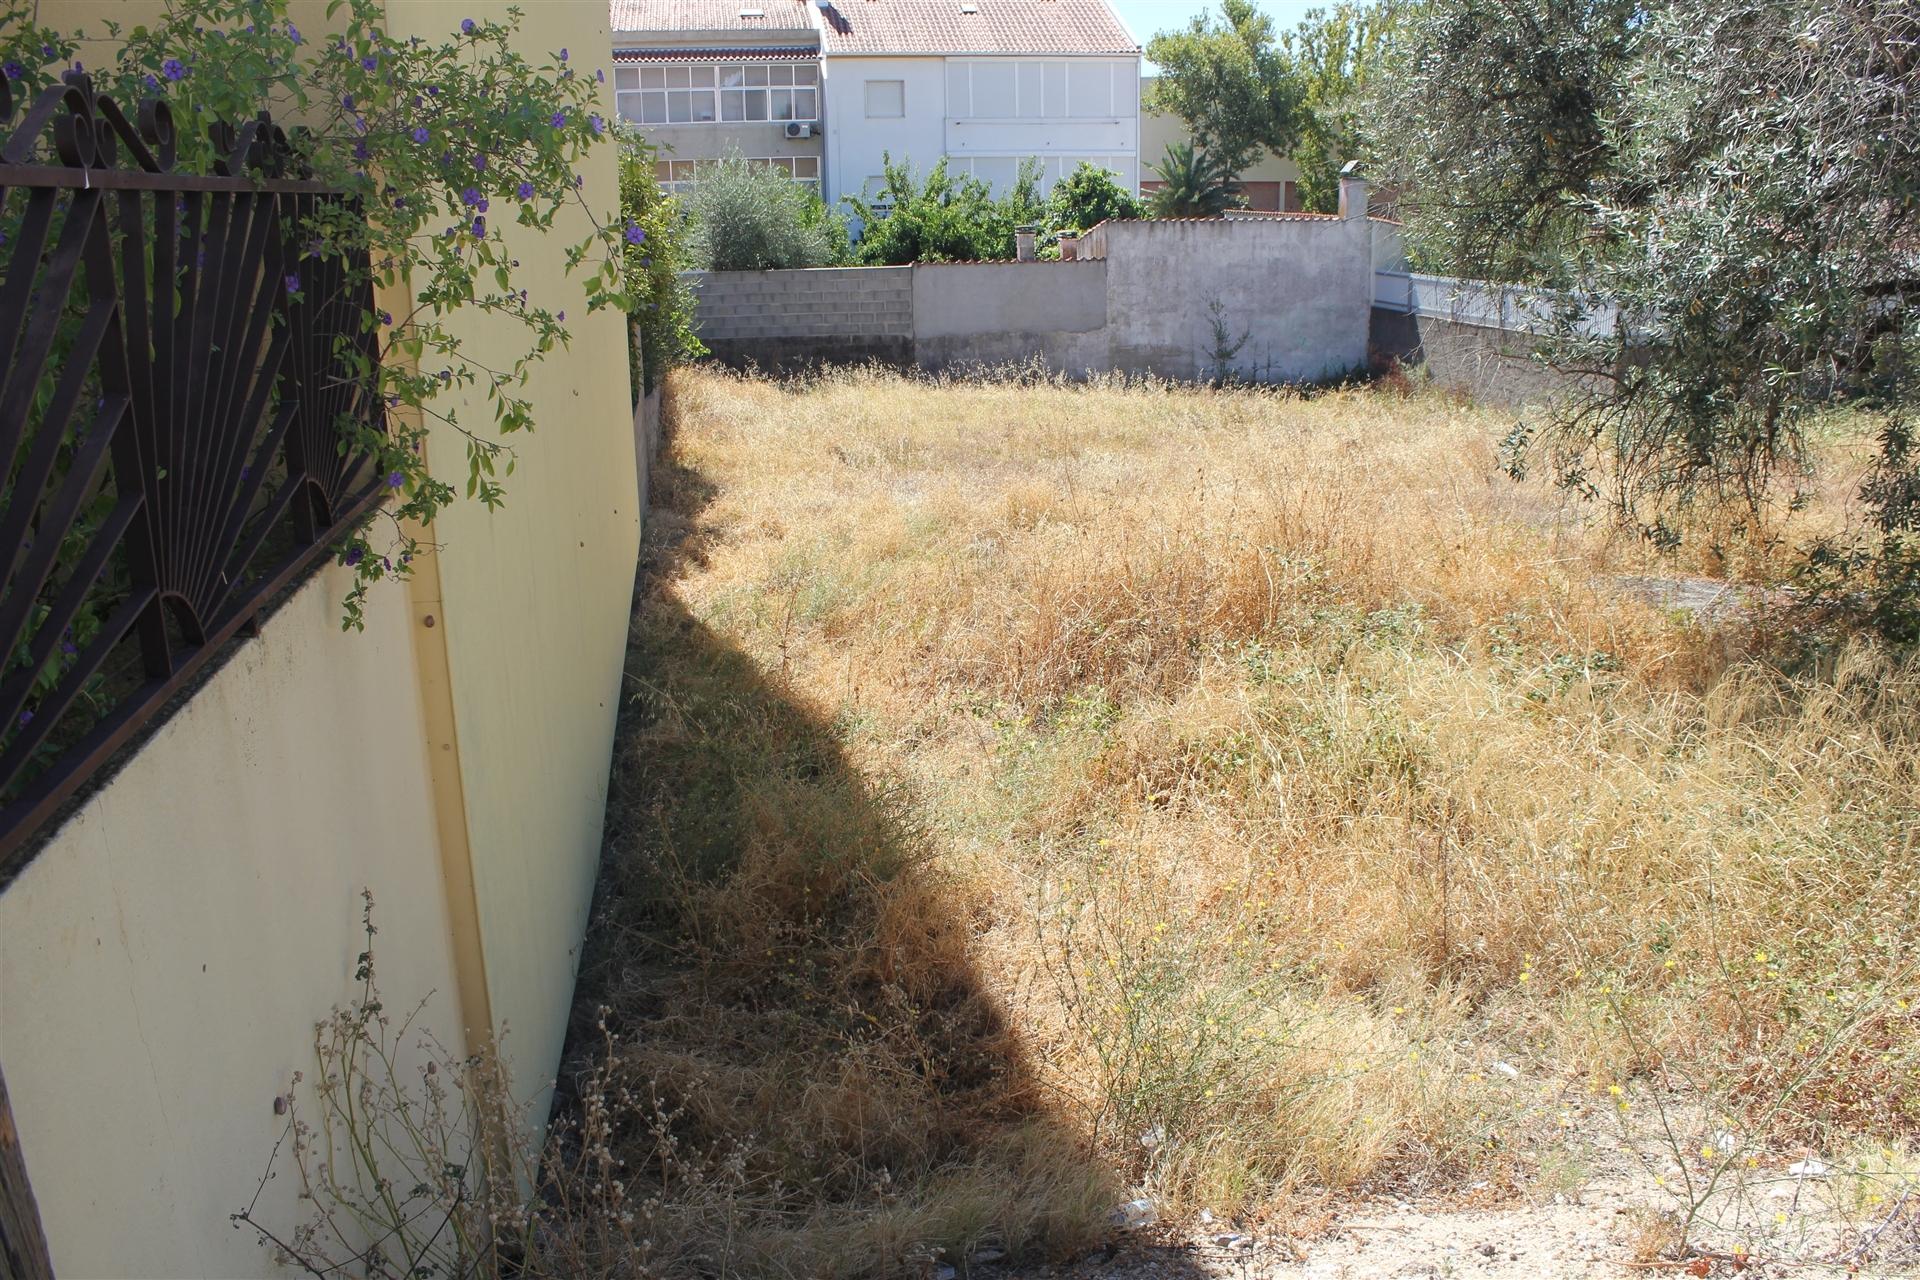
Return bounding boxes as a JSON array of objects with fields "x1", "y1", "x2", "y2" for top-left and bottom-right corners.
[
  {"x1": 655, "y1": 155, "x2": 820, "y2": 195},
  {"x1": 865, "y1": 79, "x2": 905, "y2": 118},
  {"x1": 616, "y1": 62, "x2": 818, "y2": 126},
  {"x1": 947, "y1": 61, "x2": 1135, "y2": 121}
]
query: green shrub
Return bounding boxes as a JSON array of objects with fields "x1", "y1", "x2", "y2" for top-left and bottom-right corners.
[
  {"x1": 847, "y1": 154, "x2": 1045, "y2": 264},
  {"x1": 618, "y1": 133, "x2": 705, "y2": 397},
  {"x1": 684, "y1": 152, "x2": 849, "y2": 272},
  {"x1": 1045, "y1": 161, "x2": 1142, "y2": 235}
]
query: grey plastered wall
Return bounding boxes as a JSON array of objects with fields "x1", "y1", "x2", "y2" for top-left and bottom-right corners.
[
  {"x1": 683, "y1": 217, "x2": 1377, "y2": 383},
  {"x1": 1090, "y1": 217, "x2": 1373, "y2": 383},
  {"x1": 690, "y1": 266, "x2": 914, "y2": 369},
  {"x1": 912, "y1": 261, "x2": 1110, "y2": 373},
  {"x1": 1372, "y1": 314, "x2": 1584, "y2": 408}
]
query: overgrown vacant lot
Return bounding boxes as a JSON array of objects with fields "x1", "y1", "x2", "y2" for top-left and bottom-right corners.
[{"x1": 575, "y1": 366, "x2": 1920, "y2": 1276}]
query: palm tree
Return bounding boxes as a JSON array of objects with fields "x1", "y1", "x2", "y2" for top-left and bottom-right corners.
[{"x1": 1146, "y1": 142, "x2": 1242, "y2": 218}]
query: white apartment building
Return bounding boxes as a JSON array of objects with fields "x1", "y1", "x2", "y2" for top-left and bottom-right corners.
[
  {"x1": 815, "y1": 0, "x2": 1140, "y2": 206},
  {"x1": 611, "y1": 0, "x2": 1142, "y2": 205}
]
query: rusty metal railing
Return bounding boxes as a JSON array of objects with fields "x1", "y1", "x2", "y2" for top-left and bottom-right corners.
[{"x1": 0, "y1": 73, "x2": 388, "y2": 880}]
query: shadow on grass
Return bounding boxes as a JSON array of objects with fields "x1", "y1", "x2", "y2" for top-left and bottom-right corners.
[{"x1": 556, "y1": 410, "x2": 1209, "y2": 1278}]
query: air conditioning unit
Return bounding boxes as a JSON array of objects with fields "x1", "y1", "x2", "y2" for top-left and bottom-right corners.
[{"x1": 784, "y1": 121, "x2": 814, "y2": 139}]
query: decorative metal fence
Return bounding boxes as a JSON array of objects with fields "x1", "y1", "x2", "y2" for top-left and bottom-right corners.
[{"x1": 0, "y1": 73, "x2": 388, "y2": 881}]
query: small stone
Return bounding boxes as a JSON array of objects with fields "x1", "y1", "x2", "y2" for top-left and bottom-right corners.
[
  {"x1": 933, "y1": 1267, "x2": 956, "y2": 1280},
  {"x1": 1477, "y1": 1243, "x2": 1497, "y2": 1257},
  {"x1": 970, "y1": 1247, "x2": 1005, "y2": 1264},
  {"x1": 1788, "y1": 1158, "x2": 1831, "y2": 1178}
]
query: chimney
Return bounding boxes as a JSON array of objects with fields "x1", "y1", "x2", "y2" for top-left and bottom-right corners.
[
  {"x1": 1015, "y1": 225, "x2": 1037, "y2": 262},
  {"x1": 1058, "y1": 232, "x2": 1081, "y2": 261},
  {"x1": 1337, "y1": 160, "x2": 1368, "y2": 222}
]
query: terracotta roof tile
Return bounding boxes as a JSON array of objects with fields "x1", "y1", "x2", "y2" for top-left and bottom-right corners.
[
  {"x1": 819, "y1": 0, "x2": 1138, "y2": 55},
  {"x1": 611, "y1": 0, "x2": 817, "y2": 33}
]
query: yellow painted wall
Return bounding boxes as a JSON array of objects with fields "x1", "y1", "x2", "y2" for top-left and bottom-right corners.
[
  {"x1": 377, "y1": 0, "x2": 640, "y2": 1111},
  {"x1": 0, "y1": 567, "x2": 463, "y2": 1279},
  {"x1": 2, "y1": 1, "x2": 639, "y2": 1271}
]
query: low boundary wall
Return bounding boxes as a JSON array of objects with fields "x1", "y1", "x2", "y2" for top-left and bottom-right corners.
[
  {"x1": 1371, "y1": 270, "x2": 1616, "y2": 405},
  {"x1": 684, "y1": 214, "x2": 1384, "y2": 385},
  {"x1": 693, "y1": 265, "x2": 913, "y2": 370}
]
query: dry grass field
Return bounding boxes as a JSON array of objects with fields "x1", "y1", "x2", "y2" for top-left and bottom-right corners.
[{"x1": 571, "y1": 365, "x2": 1920, "y2": 1277}]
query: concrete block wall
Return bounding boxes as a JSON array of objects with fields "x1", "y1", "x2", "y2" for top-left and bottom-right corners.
[
  {"x1": 691, "y1": 266, "x2": 914, "y2": 371},
  {"x1": 691, "y1": 266, "x2": 913, "y2": 342}
]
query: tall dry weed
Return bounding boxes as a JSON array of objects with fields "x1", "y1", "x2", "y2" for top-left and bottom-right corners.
[{"x1": 570, "y1": 365, "x2": 1919, "y2": 1271}]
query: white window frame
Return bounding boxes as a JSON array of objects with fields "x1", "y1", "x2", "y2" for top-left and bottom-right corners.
[
  {"x1": 864, "y1": 79, "x2": 906, "y2": 119},
  {"x1": 655, "y1": 155, "x2": 821, "y2": 195},
  {"x1": 615, "y1": 61, "x2": 819, "y2": 126}
]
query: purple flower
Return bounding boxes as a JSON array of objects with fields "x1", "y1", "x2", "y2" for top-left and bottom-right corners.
[
  {"x1": 17, "y1": 710, "x2": 32, "y2": 728},
  {"x1": 477, "y1": 198, "x2": 490, "y2": 212},
  {"x1": 388, "y1": 470, "x2": 405, "y2": 488},
  {"x1": 39, "y1": 43, "x2": 54, "y2": 58},
  {"x1": 361, "y1": 52, "x2": 379, "y2": 71},
  {"x1": 460, "y1": 17, "x2": 476, "y2": 34},
  {"x1": 427, "y1": 84, "x2": 440, "y2": 96},
  {"x1": 556, "y1": 310, "x2": 565, "y2": 322},
  {"x1": 473, "y1": 154, "x2": 487, "y2": 172},
  {"x1": 412, "y1": 126, "x2": 429, "y2": 143},
  {"x1": 589, "y1": 113, "x2": 605, "y2": 135},
  {"x1": 345, "y1": 545, "x2": 365, "y2": 567},
  {"x1": 144, "y1": 73, "x2": 160, "y2": 90},
  {"x1": 596, "y1": 68, "x2": 606, "y2": 83},
  {"x1": 471, "y1": 215, "x2": 486, "y2": 236},
  {"x1": 550, "y1": 110, "x2": 567, "y2": 127},
  {"x1": 517, "y1": 181, "x2": 534, "y2": 200},
  {"x1": 60, "y1": 636, "x2": 78, "y2": 657},
  {"x1": 461, "y1": 186, "x2": 482, "y2": 207},
  {"x1": 161, "y1": 58, "x2": 187, "y2": 81},
  {"x1": 284, "y1": 272, "x2": 301, "y2": 294},
  {"x1": 353, "y1": 139, "x2": 370, "y2": 161},
  {"x1": 2, "y1": 62, "x2": 23, "y2": 80},
  {"x1": 342, "y1": 93, "x2": 355, "y2": 109},
  {"x1": 559, "y1": 47, "x2": 569, "y2": 61},
  {"x1": 624, "y1": 223, "x2": 647, "y2": 246},
  {"x1": 380, "y1": 310, "x2": 393, "y2": 325},
  {"x1": 286, "y1": 22, "x2": 303, "y2": 44},
  {"x1": 394, "y1": 195, "x2": 408, "y2": 209}
]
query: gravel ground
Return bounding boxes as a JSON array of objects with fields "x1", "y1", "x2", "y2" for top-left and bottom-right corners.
[{"x1": 978, "y1": 1115, "x2": 1920, "y2": 1280}]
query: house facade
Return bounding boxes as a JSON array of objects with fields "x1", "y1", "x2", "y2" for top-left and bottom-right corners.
[
  {"x1": 816, "y1": 0, "x2": 1141, "y2": 206},
  {"x1": 611, "y1": 0, "x2": 827, "y2": 193},
  {"x1": 1138, "y1": 75, "x2": 1305, "y2": 212},
  {"x1": 611, "y1": 0, "x2": 1141, "y2": 205}
]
